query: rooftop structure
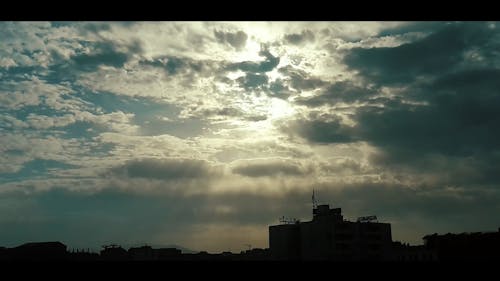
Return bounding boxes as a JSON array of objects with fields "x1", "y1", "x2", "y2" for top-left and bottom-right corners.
[{"x1": 269, "y1": 193, "x2": 393, "y2": 261}]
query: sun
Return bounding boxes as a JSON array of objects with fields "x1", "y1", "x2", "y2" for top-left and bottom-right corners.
[
  {"x1": 235, "y1": 95, "x2": 296, "y2": 135},
  {"x1": 268, "y1": 98, "x2": 295, "y2": 120},
  {"x1": 232, "y1": 39, "x2": 263, "y2": 62}
]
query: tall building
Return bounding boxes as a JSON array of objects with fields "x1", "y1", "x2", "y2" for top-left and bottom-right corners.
[
  {"x1": 269, "y1": 222, "x2": 301, "y2": 260},
  {"x1": 269, "y1": 204, "x2": 392, "y2": 261}
]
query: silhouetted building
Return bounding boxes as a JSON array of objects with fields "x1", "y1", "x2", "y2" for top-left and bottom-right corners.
[
  {"x1": 239, "y1": 248, "x2": 270, "y2": 260},
  {"x1": 68, "y1": 248, "x2": 100, "y2": 261},
  {"x1": 128, "y1": 245, "x2": 155, "y2": 261},
  {"x1": 8, "y1": 241, "x2": 68, "y2": 260},
  {"x1": 423, "y1": 229, "x2": 500, "y2": 261},
  {"x1": 269, "y1": 222, "x2": 301, "y2": 260},
  {"x1": 100, "y1": 244, "x2": 130, "y2": 261},
  {"x1": 0, "y1": 247, "x2": 7, "y2": 261},
  {"x1": 391, "y1": 241, "x2": 437, "y2": 261},
  {"x1": 155, "y1": 248, "x2": 182, "y2": 260},
  {"x1": 269, "y1": 204, "x2": 392, "y2": 261}
]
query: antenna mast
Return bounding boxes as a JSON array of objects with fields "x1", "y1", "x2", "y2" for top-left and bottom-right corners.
[{"x1": 312, "y1": 188, "x2": 318, "y2": 209}]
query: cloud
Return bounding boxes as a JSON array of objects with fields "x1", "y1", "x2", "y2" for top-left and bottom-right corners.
[
  {"x1": 0, "y1": 132, "x2": 99, "y2": 180},
  {"x1": 295, "y1": 81, "x2": 377, "y2": 106},
  {"x1": 19, "y1": 110, "x2": 138, "y2": 135},
  {"x1": 108, "y1": 158, "x2": 220, "y2": 181},
  {"x1": 181, "y1": 105, "x2": 267, "y2": 122},
  {"x1": 278, "y1": 65, "x2": 326, "y2": 91},
  {"x1": 0, "y1": 115, "x2": 28, "y2": 130},
  {"x1": 0, "y1": 22, "x2": 54, "y2": 68},
  {"x1": 0, "y1": 57, "x2": 17, "y2": 68},
  {"x1": 141, "y1": 56, "x2": 220, "y2": 78},
  {"x1": 236, "y1": 73, "x2": 268, "y2": 89},
  {"x1": 276, "y1": 22, "x2": 500, "y2": 192},
  {"x1": 68, "y1": 41, "x2": 130, "y2": 72},
  {"x1": 350, "y1": 70, "x2": 500, "y2": 187},
  {"x1": 0, "y1": 76, "x2": 73, "y2": 110},
  {"x1": 343, "y1": 22, "x2": 498, "y2": 85},
  {"x1": 214, "y1": 30, "x2": 248, "y2": 50},
  {"x1": 284, "y1": 29, "x2": 315, "y2": 45},
  {"x1": 285, "y1": 69, "x2": 500, "y2": 181},
  {"x1": 2, "y1": 177, "x2": 499, "y2": 250},
  {"x1": 231, "y1": 158, "x2": 310, "y2": 177},
  {"x1": 282, "y1": 116, "x2": 357, "y2": 144},
  {"x1": 3, "y1": 21, "x2": 500, "y2": 252},
  {"x1": 227, "y1": 48, "x2": 280, "y2": 73},
  {"x1": 315, "y1": 182, "x2": 500, "y2": 244},
  {"x1": 288, "y1": 23, "x2": 500, "y2": 154},
  {"x1": 77, "y1": 22, "x2": 112, "y2": 35}
]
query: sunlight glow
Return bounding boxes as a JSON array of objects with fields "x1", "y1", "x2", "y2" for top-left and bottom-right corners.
[
  {"x1": 268, "y1": 98, "x2": 295, "y2": 120},
  {"x1": 232, "y1": 39, "x2": 262, "y2": 62}
]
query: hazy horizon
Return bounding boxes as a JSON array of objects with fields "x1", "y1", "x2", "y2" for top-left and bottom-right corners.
[{"x1": 1, "y1": 21, "x2": 499, "y2": 253}]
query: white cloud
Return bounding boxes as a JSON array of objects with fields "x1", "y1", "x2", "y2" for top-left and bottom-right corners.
[
  {"x1": 0, "y1": 115, "x2": 29, "y2": 129},
  {"x1": 26, "y1": 113, "x2": 77, "y2": 129},
  {"x1": 0, "y1": 76, "x2": 74, "y2": 110},
  {"x1": 0, "y1": 57, "x2": 17, "y2": 68},
  {"x1": 0, "y1": 22, "x2": 85, "y2": 69}
]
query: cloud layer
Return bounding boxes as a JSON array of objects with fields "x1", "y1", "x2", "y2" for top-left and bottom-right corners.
[{"x1": 1, "y1": 22, "x2": 500, "y2": 252}]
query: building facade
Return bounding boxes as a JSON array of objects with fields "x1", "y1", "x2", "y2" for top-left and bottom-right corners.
[{"x1": 269, "y1": 204, "x2": 392, "y2": 261}]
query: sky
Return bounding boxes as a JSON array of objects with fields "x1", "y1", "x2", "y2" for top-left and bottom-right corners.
[{"x1": 1, "y1": 21, "x2": 500, "y2": 253}]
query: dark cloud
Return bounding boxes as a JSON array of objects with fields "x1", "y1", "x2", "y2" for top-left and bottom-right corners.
[
  {"x1": 76, "y1": 22, "x2": 112, "y2": 35},
  {"x1": 310, "y1": 182, "x2": 495, "y2": 221},
  {"x1": 2, "y1": 177, "x2": 500, "y2": 249},
  {"x1": 316, "y1": 182, "x2": 500, "y2": 243},
  {"x1": 109, "y1": 158, "x2": 218, "y2": 180},
  {"x1": 232, "y1": 159, "x2": 308, "y2": 177},
  {"x1": 343, "y1": 22, "x2": 497, "y2": 85},
  {"x1": 353, "y1": 72, "x2": 500, "y2": 188},
  {"x1": 284, "y1": 29, "x2": 315, "y2": 45},
  {"x1": 292, "y1": 23, "x2": 500, "y2": 153},
  {"x1": 283, "y1": 23, "x2": 500, "y2": 189},
  {"x1": 227, "y1": 48, "x2": 280, "y2": 73},
  {"x1": 278, "y1": 66, "x2": 326, "y2": 91},
  {"x1": 164, "y1": 57, "x2": 186, "y2": 75},
  {"x1": 351, "y1": 68, "x2": 500, "y2": 160},
  {"x1": 236, "y1": 73, "x2": 268, "y2": 89},
  {"x1": 0, "y1": 188, "x2": 209, "y2": 250},
  {"x1": 140, "y1": 56, "x2": 221, "y2": 80},
  {"x1": 140, "y1": 56, "x2": 225, "y2": 89},
  {"x1": 268, "y1": 79, "x2": 293, "y2": 99},
  {"x1": 286, "y1": 68, "x2": 500, "y2": 186},
  {"x1": 214, "y1": 30, "x2": 248, "y2": 50},
  {"x1": 288, "y1": 68, "x2": 500, "y2": 169},
  {"x1": 295, "y1": 81, "x2": 377, "y2": 106},
  {"x1": 282, "y1": 116, "x2": 357, "y2": 144},
  {"x1": 234, "y1": 64, "x2": 328, "y2": 97},
  {"x1": 375, "y1": 22, "x2": 446, "y2": 37},
  {"x1": 0, "y1": 186, "x2": 303, "y2": 249},
  {"x1": 142, "y1": 57, "x2": 185, "y2": 75},
  {"x1": 70, "y1": 42, "x2": 129, "y2": 72},
  {"x1": 141, "y1": 49, "x2": 278, "y2": 93}
]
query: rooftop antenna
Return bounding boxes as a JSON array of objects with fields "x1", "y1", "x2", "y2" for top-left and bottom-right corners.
[
  {"x1": 312, "y1": 188, "x2": 318, "y2": 209},
  {"x1": 244, "y1": 244, "x2": 252, "y2": 251}
]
